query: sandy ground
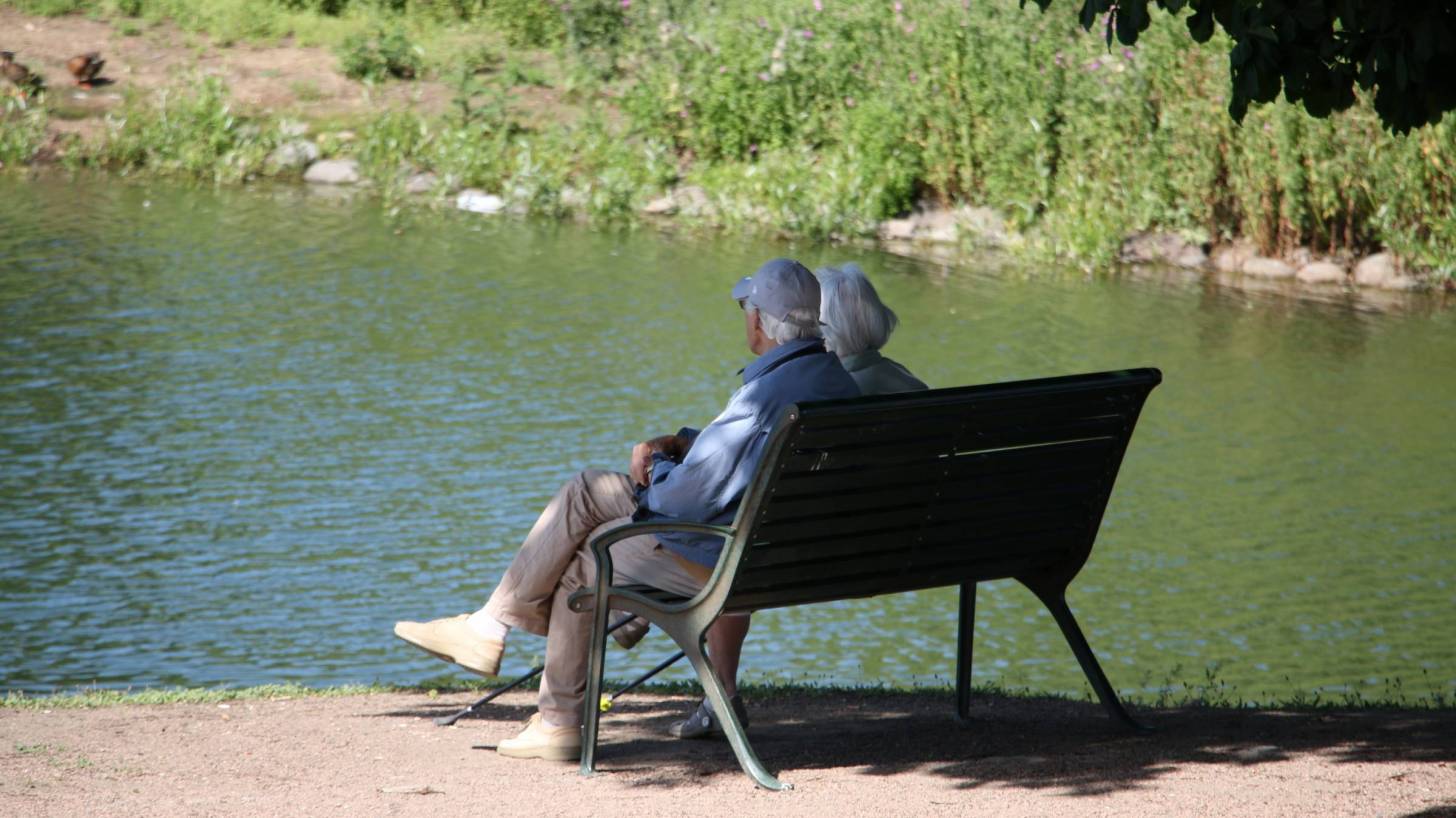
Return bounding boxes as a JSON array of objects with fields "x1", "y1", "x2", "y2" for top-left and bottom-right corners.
[
  {"x1": 3, "y1": 689, "x2": 1453, "y2": 818},
  {"x1": 2, "y1": 8, "x2": 454, "y2": 134}
]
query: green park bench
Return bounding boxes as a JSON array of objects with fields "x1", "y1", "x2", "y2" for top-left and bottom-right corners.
[{"x1": 571, "y1": 367, "x2": 1163, "y2": 790}]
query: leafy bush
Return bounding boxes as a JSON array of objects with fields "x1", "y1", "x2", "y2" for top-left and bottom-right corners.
[
  {"x1": 0, "y1": 97, "x2": 49, "y2": 168},
  {"x1": 90, "y1": 77, "x2": 276, "y2": 183},
  {"x1": 484, "y1": 0, "x2": 565, "y2": 48},
  {"x1": 337, "y1": 27, "x2": 423, "y2": 82}
]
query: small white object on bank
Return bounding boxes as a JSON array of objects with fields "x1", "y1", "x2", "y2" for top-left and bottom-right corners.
[
  {"x1": 456, "y1": 189, "x2": 505, "y2": 214},
  {"x1": 303, "y1": 159, "x2": 360, "y2": 185}
]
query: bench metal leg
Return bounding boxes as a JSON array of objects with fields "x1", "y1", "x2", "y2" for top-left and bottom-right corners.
[
  {"x1": 678, "y1": 632, "x2": 792, "y2": 791},
  {"x1": 956, "y1": 582, "x2": 976, "y2": 721},
  {"x1": 580, "y1": 596, "x2": 614, "y2": 776},
  {"x1": 1028, "y1": 584, "x2": 1151, "y2": 732}
]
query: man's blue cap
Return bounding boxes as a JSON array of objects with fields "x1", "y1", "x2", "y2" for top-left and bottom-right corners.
[{"x1": 731, "y1": 258, "x2": 821, "y2": 323}]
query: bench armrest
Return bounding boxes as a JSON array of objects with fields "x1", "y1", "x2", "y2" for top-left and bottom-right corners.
[
  {"x1": 588, "y1": 521, "x2": 735, "y2": 562},
  {"x1": 584, "y1": 521, "x2": 737, "y2": 616}
]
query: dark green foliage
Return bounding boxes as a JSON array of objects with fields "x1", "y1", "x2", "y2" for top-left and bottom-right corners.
[
  {"x1": 1023, "y1": 0, "x2": 1456, "y2": 134},
  {"x1": 336, "y1": 26, "x2": 423, "y2": 81}
]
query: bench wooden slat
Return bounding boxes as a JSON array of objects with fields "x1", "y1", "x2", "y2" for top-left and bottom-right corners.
[{"x1": 780, "y1": 420, "x2": 1126, "y2": 472}]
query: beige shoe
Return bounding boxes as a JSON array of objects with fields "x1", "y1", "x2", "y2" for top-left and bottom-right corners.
[
  {"x1": 393, "y1": 614, "x2": 504, "y2": 678},
  {"x1": 497, "y1": 714, "x2": 582, "y2": 761}
]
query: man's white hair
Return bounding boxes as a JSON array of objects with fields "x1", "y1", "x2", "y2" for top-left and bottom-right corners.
[
  {"x1": 814, "y1": 262, "x2": 898, "y2": 356},
  {"x1": 750, "y1": 304, "x2": 822, "y2": 344}
]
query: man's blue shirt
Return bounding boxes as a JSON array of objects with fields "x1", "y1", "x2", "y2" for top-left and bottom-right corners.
[{"x1": 635, "y1": 337, "x2": 860, "y2": 567}]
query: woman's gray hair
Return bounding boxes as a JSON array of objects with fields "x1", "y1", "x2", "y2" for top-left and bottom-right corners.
[
  {"x1": 814, "y1": 262, "x2": 898, "y2": 356},
  {"x1": 751, "y1": 304, "x2": 823, "y2": 344}
]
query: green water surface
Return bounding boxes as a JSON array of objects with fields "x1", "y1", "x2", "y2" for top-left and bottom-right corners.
[{"x1": 1, "y1": 175, "x2": 1453, "y2": 704}]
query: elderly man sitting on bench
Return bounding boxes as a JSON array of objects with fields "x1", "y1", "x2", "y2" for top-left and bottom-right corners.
[{"x1": 394, "y1": 258, "x2": 859, "y2": 761}]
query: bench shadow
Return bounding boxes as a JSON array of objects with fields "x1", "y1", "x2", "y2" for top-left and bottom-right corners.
[
  {"x1": 366, "y1": 689, "x2": 1455, "y2": 795},
  {"x1": 559, "y1": 692, "x2": 1455, "y2": 793}
]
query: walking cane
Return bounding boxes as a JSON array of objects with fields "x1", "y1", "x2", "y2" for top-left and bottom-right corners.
[{"x1": 433, "y1": 616, "x2": 684, "y2": 726}]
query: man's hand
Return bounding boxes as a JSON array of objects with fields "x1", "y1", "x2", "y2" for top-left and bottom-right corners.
[
  {"x1": 630, "y1": 441, "x2": 656, "y2": 487},
  {"x1": 630, "y1": 434, "x2": 693, "y2": 487}
]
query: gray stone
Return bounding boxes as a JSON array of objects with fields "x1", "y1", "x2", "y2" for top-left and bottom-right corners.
[
  {"x1": 303, "y1": 158, "x2": 360, "y2": 185},
  {"x1": 1120, "y1": 230, "x2": 1206, "y2": 267},
  {"x1": 674, "y1": 185, "x2": 713, "y2": 218},
  {"x1": 560, "y1": 186, "x2": 587, "y2": 209},
  {"x1": 1242, "y1": 257, "x2": 1296, "y2": 279},
  {"x1": 642, "y1": 185, "x2": 714, "y2": 218},
  {"x1": 268, "y1": 139, "x2": 320, "y2": 172},
  {"x1": 1212, "y1": 241, "x2": 1255, "y2": 274},
  {"x1": 955, "y1": 206, "x2": 1008, "y2": 246},
  {"x1": 1354, "y1": 252, "x2": 1399, "y2": 288},
  {"x1": 1296, "y1": 261, "x2": 1347, "y2": 284},
  {"x1": 914, "y1": 209, "x2": 959, "y2": 243},
  {"x1": 456, "y1": 189, "x2": 505, "y2": 215},
  {"x1": 643, "y1": 194, "x2": 677, "y2": 215},
  {"x1": 878, "y1": 218, "x2": 916, "y2": 242},
  {"x1": 403, "y1": 172, "x2": 437, "y2": 195},
  {"x1": 1173, "y1": 245, "x2": 1209, "y2": 269}
]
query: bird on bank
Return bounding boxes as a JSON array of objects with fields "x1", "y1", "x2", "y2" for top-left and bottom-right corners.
[
  {"x1": 1, "y1": 50, "x2": 44, "y2": 97},
  {"x1": 66, "y1": 52, "x2": 104, "y2": 88}
]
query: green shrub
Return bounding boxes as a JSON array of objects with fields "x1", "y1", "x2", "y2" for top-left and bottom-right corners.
[
  {"x1": 484, "y1": 0, "x2": 565, "y2": 48},
  {"x1": 90, "y1": 77, "x2": 276, "y2": 183},
  {"x1": 337, "y1": 27, "x2": 423, "y2": 82},
  {"x1": 0, "y1": 97, "x2": 49, "y2": 168}
]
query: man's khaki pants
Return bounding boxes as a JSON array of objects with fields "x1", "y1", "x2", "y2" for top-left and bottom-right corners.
[{"x1": 483, "y1": 469, "x2": 705, "y2": 727}]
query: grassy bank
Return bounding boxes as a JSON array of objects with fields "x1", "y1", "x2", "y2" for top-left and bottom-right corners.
[
  {"x1": 6, "y1": 667, "x2": 1452, "y2": 712},
  {"x1": 2, "y1": 0, "x2": 1453, "y2": 277}
]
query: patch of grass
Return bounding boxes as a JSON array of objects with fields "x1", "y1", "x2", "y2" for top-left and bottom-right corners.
[
  {"x1": 2, "y1": 682, "x2": 400, "y2": 710},
  {"x1": 9, "y1": 674, "x2": 1450, "y2": 712},
  {"x1": 0, "y1": 97, "x2": 49, "y2": 168},
  {"x1": 289, "y1": 79, "x2": 326, "y2": 102}
]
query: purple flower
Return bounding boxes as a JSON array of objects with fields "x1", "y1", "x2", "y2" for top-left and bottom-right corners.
[
  {"x1": 908, "y1": 70, "x2": 918, "y2": 83},
  {"x1": 758, "y1": 71, "x2": 772, "y2": 82},
  {"x1": 1088, "y1": 59, "x2": 1102, "y2": 71},
  {"x1": 620, "y1": 0, "x2": 630, "y2": 8},
  {"x1": 801, "y1": 28, "x2": 814, "y2": 39},
  {"x1": 893, "y1": 1, "x2": 903, "y2": 12},
  {"x1": 678, "y1": 110, "x2": 688, "y2": 118},
  {"x1": 718, "y1": 65, "x2": 728, "y2": 74},
  {"x1": 844, "y1": 95, "x2": 856, "y2": 107},
  {"x1": 749, "y1": 143, "x2": 759, "y2": 154},
  {"x1": 903, "y1": 23, "x2": 916, "y2": 34},
  {"x1": 1122, "y1": 48, "x2": 1135, "y2": 60},
  {"x1": 814, "y1": 0, "x2": 823, "y2": 10},
  {"x1": 1054, "y1": 51, "x2": 1065, "y2": 66},
  {"x1": 758, "y1": 16, "x2": 769, "y2": 28}
]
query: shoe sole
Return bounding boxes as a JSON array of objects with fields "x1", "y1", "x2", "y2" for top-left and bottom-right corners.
[
  {"x1": 497, "y1": 743, "x2": 581, "y2": 761},
  {"x1": 393, "y1": 630, "x2": 499, "y2": 678}
]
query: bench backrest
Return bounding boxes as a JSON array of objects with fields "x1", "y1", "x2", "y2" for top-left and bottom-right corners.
[{"x1": 719, "y1": 368, "x2": 1162, "y2": 613}]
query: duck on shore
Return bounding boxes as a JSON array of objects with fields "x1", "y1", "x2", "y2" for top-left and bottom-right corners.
[
  {"x1": 67, "y1": 52, "x2": 104, "y2": 88},
  {"x1": 1, "y1": 50, "x2": 44, "y2": 97}
]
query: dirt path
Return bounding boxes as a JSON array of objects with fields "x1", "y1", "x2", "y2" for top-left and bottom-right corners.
[
  {"x1": 3, "y1": 689, "x2": 1453, "y2": 817},
  {"x1": 1, "y1": 8, "x2": 456, "y2": 139}
]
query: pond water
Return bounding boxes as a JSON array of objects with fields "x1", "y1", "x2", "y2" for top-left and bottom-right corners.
[{"x1": 2, "y1": 175, "x2": 1453, "y2": 704}]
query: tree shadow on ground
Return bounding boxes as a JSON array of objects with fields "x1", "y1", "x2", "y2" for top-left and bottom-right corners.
[{"x1": 377, "y1": 689, "x2": 1456, "y2": 800}]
